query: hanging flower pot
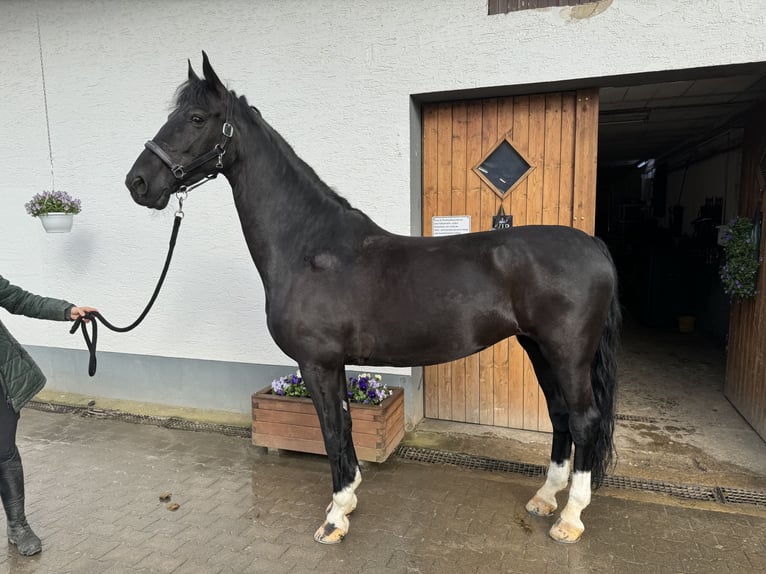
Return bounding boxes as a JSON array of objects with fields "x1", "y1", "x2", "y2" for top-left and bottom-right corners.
[
  {"x1": 38, "y1": 212, "x2": 74, "y2": 233},
  {"x1": 25, "y1": 190, "x2": 82, "y2": 234}
]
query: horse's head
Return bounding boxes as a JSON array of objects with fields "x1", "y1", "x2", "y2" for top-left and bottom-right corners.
[{"x1": 125, "y1": 52, "x2": 234, "y2": 209}]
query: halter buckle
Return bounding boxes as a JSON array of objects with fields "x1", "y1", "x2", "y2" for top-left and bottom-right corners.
[
  {"x1": 222, "y1": 122, "x2": 234, "y2": 138},
  {"x1": 172, "y1": 165, "x2": 186, "y2": 179}
]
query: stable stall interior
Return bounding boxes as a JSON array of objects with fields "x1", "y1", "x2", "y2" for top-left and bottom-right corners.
[{"x1": 594, "y1": 64, "x2": 766, "y2": 450}]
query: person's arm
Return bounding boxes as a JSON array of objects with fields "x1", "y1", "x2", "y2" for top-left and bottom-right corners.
[{"x1": 0, "y1": 274, "x2": 77, "y2": 322}]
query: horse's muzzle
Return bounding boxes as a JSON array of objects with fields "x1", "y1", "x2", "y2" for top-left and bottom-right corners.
[{"x1": 125, "y1": 172, "x2": 171, "y2": 209}]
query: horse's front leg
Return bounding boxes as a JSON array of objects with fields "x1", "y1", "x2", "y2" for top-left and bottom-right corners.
[{"x1": 300, "y1": 363, "x2": 361, "y2": 544}]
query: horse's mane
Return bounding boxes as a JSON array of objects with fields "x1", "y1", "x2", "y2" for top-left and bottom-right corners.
[{"x1": 173, "y1": 79, "x2": 357, "y2": 213}]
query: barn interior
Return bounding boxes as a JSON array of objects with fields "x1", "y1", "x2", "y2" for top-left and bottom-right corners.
[
  {"x1": 595, "y1": 62, "x2": 766, "y2": 344},
  {"x1": 590, "y1": 62, "x2": 766, "y2": 473}
]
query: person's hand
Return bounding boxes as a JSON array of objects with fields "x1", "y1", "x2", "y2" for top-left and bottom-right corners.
[{"x1": 69, "y1": 306, "x2": 98, "y2": 322}]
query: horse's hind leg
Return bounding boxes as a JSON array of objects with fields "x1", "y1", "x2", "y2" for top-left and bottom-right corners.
[
  {"x1": 526, "y1": 410, "x2": 572, "y2": 517},
  {"x1": 300, "y1": 363, "x2": 361, "y2": 544},
  {"x1": 518, "y1": 336, "x2": 572, "y2": 518},
  {"x1": 519, "y1": 336, "x2": 600, "y2": 544},
  {"x1": 548, "y1": 385, "x2": 599, "y2": 544},
  {"x1": 546, "y1": 361, "x2": 601, "y2": 544}
]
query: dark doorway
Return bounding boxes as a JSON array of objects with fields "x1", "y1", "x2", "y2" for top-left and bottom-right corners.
[{"x1": 594, "y1": 65, "x2": 766, "y2": 344}]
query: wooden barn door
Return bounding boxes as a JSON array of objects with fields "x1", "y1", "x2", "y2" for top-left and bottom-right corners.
[
  {"x1": 724, "y1": 101, "x2": 766, "y2": 441},
  {"x1": 422, "y1": 89, "x2": 599, "y2": 431}
]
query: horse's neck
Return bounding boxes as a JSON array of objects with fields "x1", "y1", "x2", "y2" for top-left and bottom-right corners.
[{"x1": 224, "y1": 120, "x2": 362, "y2": 282}]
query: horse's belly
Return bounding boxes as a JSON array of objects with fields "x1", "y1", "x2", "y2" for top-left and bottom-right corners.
[{"x1": 348, "y1": 306, "x2": 516, "y2": 367}]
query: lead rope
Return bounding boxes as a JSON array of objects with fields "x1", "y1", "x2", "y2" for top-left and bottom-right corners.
[{"x1": 70, "y1": 194, "x2": 186, "y2": 376}]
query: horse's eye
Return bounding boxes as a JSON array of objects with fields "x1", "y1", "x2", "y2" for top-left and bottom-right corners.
[{"x1": 191, "y1": 115, "x2": 204, "y2": 125}]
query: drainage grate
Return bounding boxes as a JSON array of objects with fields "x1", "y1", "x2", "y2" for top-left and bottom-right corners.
[
  {"x1": 602, "y1": 475, "x2": 717, "y2": 502},
  {"x1": 396, "y1": 446, "x2": 546, "y2": 478},
  {"x1": 397, "y1": 446, "x2": 546, "y2": 478},
  {"x1": 394, "y1": 445, "x2": 766, "y2": 509},
  {"x1": 719, "y1": 487, "x2": 766, "y2": 507},
  {"x1": 26, "y1": 401, "x2": 251, "y2": 438}
]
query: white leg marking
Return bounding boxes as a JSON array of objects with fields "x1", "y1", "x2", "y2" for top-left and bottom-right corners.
[
  {"x1": 326, "y1": 484, "x2": 355, "y2": 533},
  {"x1": 560, "y1": 470, "x2": 591, "y2": 529},
  {"x1": 539, "y1": 461, "x2": 570, "y2": 503},
  {"x1": 315, "y1": 469, "x2": 362, "y2": 544},
  {"x1": 526, "y1": 460, "x2": 569, "y2": 516},
  {"x1": 549, "y1": 470, "x2": 591, "y2": 543},
  {"x1": 326, "y1": 467, "x2": 362, "y2": 515}
]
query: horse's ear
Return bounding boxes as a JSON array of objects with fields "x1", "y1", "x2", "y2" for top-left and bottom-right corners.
[
  {"x1": 201, "y1": 50, "x2": 225, "y2": 92},
  {"x1": 188, "y1": 59, "x2": 200, "y2": 82}
]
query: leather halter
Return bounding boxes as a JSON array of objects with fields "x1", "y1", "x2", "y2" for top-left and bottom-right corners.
[{"x1": 144, "y1": 94, "x2": 235, "y2": 185}]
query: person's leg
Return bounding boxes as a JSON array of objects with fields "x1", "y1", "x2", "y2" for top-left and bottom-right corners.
[
  {"x1": 0, "y1": 386, "x2": 41, "y2": 556},
  {"x1": 0, "y1": 385, "x2": 19, "y2": 461}
]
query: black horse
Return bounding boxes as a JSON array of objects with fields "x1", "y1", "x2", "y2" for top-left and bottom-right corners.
[{"x1": 126, "y1": 53, "x2": 620, "y2": 545}]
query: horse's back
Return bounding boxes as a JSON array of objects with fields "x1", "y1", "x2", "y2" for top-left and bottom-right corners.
[{"x1": 377, "y1": 225, "x2": 613, "y2": 291}]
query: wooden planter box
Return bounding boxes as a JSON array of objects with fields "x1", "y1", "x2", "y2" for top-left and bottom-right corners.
[{"x1": 252, "y1": 386, "x2": 404, "y2": 463}]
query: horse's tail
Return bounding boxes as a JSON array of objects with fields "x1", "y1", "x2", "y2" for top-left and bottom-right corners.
[{"x1": 590, "y1": 237, "x2": 621, "y2": 489}]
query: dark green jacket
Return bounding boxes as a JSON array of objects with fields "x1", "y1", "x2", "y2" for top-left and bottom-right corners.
[{"x1": 0, "y1": 275, "x2": 73, "y2": 412}]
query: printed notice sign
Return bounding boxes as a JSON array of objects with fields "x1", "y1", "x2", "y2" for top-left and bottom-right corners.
[{"x1": 431, "y1": 216, "x2": 471, "y2": 237}]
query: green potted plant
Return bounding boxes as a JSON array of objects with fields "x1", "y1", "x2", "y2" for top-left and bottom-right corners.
[
  {"x1": 719, "y1": 216, "x2": 762, "y2": 299},
  {"x1": 252, "y1": 371, "x2": 404, "y2": 462},
  {"x1": 25, "y1": 190, "x2": 82, "y2": 233}
]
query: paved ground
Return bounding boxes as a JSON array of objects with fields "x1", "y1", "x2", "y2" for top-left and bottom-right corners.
[
  {"x1": 2, "y1": 407, "x2": 765, "y2": 574},
  {"x1": 5, "y1": 318, "x2": 766, "y2": 573}
]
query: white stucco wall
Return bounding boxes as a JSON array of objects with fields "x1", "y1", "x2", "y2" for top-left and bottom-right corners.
[{"x1": 2, "y1": 0, "x2": 765, "y2": 374}]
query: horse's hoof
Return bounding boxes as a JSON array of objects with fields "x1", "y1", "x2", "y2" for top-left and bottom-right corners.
[
  {"x1": 325, "y1": 495, "x2": 357, "y2": 516},
  {"x1": 313, "y1": 521, "x2": 346, "y2": 544},
  {"x1": 548, "y1": 517, "x2": 584, "y2": 544},
  {"x1": 525, "y1": 495, "x2": 556, "y2": 517}
]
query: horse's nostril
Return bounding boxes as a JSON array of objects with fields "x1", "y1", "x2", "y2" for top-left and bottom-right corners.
[{"x1": 129, "y1": 175, "x2": 147, "y2": 196}]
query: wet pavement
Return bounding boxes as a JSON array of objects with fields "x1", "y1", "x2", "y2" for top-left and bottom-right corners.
[
  {"x1": 4, "y1": 318, "x2": 766, "y2": 573},
  {"x1": 3, "y1": 405, "x2": 765, "y2": 573}
]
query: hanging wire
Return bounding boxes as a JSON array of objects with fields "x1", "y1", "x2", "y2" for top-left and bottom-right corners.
[{"x1": 35, "y1": 10, "x2": 55, "y2": 190}]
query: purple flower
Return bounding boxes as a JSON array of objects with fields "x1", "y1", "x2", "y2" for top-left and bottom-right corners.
[
  {"x1": 24, "y1": 190, "x2": 82, "y2": 217},
  {"x1": 270, "y1": 371, "x2": 310, "y2": 398}
]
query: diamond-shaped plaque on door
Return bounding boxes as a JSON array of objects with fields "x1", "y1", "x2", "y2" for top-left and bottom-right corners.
[{"x1": 473, "y1": 133, "x2": 533, "y2": 199}]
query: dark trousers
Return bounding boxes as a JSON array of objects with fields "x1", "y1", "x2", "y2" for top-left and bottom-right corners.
[{"x1": 0, "y1": 384, "x2": 19, "y2": 463}]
